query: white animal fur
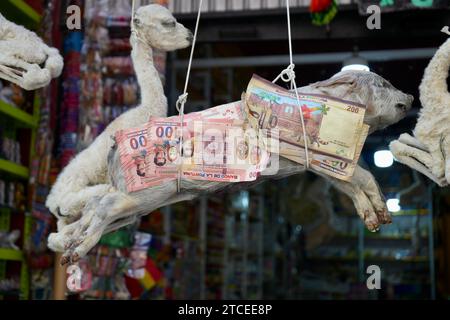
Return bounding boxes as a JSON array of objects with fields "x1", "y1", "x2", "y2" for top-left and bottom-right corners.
[
  {"x1": 47, "y1": 71, "x2": 414, "y2": 263},
  {"x1": 0, "y1": 13, "x2": 63, "y2": 90},
  {"x1": 390, "y1": 28, "x2": 450, "y2": 186},
  {"x1": 45, "y1": 4, "x2": 193, "y2": 221}
]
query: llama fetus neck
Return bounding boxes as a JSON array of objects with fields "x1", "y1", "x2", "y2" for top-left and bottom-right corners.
[
  {"x1": 131, "y1": 35, "x2": 168, "y2": 118},
  {"x1": 419, "y1": 38, "x2": 450, "y2": 111}
]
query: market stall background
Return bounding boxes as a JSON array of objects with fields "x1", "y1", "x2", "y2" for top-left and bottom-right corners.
[{"x1": 0, "y1": 0, "x2": 450, "y2": 300}]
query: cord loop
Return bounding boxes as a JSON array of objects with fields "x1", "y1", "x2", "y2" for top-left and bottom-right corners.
[{"x1": 176, "y1": 93, "x2": 188, "y2": 112}]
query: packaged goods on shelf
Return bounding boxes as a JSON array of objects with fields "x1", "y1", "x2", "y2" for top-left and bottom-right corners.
[{"x1": 0, "y1": 137, "x2": 21, "y2": 165}]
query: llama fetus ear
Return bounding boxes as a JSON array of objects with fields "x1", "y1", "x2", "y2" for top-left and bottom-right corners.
[{"x1": 310, "y1": 72, "x2": 358, "y2": 89}]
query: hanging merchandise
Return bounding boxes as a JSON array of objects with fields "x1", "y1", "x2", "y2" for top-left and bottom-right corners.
[
  {"x1": 59, "y1": 29, "x2": 83, "y2": 167},
  {"x1": 46, "y1": 0, "x2": 173, "y2": 299},
  {"x1": 115, "y1": 0, "x2": 366, "y2": 191},
  {"x1": 47, "y1": 0, "x2": 191, "y2": 262},
  {"x1": 78, "y1": 17, "x2": 106, "y2": 149},
  {"x1": 49, "y1": 0, "x2": 414, "y2": 265},
  {"x1": 79, "y1": 246, "x2": 130, "y2": 299},
  {"x1": 124, "y1": 232, "x2": 156, "y2": 298},
  {"x1": 389, "y1": 29, "x2": 450, "y2": 187},
  {"x1": 0, "y1": 0, "x2": 444, "y2": 303},
  {"x1": 309, "y1": 0, "x2": 338, "y2": 26}
]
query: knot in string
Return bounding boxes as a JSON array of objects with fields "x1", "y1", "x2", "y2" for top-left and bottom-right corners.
[
  {"x1": 176, "y1": 93, "x2": 188, "y2": 112},
  {"x1": 176, "y1": 93, "x2": 188, "y2": 193},
  {"x1": 275, "y1": 63, "x2": 296, "y2": 84},
  {"x1": 272, "y1": 64, "x2": 310, "y2": 169}
]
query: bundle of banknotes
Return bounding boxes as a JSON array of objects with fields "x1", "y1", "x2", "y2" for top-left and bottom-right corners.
[
  {"x1": 115, "y1": 101, "x2": 277, "y2": 192},
  {"x1": 244, "y1": 74, "x2": 369, "y2": 181},
  {"x1": 116, "y1": 74, "x2": 369, "y2": 192}
]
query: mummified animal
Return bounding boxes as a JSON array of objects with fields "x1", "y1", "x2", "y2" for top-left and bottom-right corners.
[
  {"x1": 48, "y1": 70, "x2": 414, "y2": 264},
  {"x1": 390, "y1": 28, "x2": 450, "y2": 186},
  {"x1": 45, "y1": 4, "x2": 193, "y2": 227}
]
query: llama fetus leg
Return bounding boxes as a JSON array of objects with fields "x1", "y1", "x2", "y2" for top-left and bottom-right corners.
[
  {"x1": 328, "y1": 176, "x2": 381, "y2": 231},
  {"x1": 60, "y1": 192, "x2": 138, "y2": 263},
  {"x1": 57, "y1": 184, "x2": 113, "y2": 222},
  {"x1": 82, "y1": 192, "x2": 194, "y2": 240},
  {"x1": 352, "y1": 189, "x2": 382, "y2": 231},
  {"x1": 0, "y1": 45, "x2": 50, "y2": 90},
  {"x1": 352, "y1": 166, "x2": 391, "y2": 224},
  {"x1": 390, "y1": 140, "x2": 447, "y2": 186},
  {"x1": 398, "y1": 133, "x2": 429, "y2": 152},
  {"x1": 62, "y1": 191, "x2": 196, "y2": 261},
  {"x1": 390, "y1": 140, "x2": 433, "y2": 168},
  {"x1": 0, "y1": 55, "x2": 24, "y2": 85},
  {"x1": 48, "y1": 220, "x2": 83, "y2": 253},
  {"x1": 49, "y1": 193, "x2": 108, "y2": 254}
]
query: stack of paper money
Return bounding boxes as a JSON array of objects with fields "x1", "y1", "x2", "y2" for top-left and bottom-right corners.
[
  {"x1": 115, "y1": 101, "x2": 274, "y2": 192},
  {"x1": 116, "y1": 74, "x2": 369, "y2": 192},
  {"x1": 244, "y1": 74, "x2": 369, "y2": 181}
]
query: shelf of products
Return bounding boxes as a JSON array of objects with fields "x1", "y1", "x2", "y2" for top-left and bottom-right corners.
[
  {"x1": 0, "y1": 0, "x2": 43, "y2": 300},
  {"x1": 219, "y1": 189, "x2": 264, "y2": 300},
  {"x1": 296, "y1": 173, "x2": 436, "y2": 299},
  {"x1": 0, "y1": 196, "x2": 32, "y2": 300},
  {"x1": 0, "y1": 101, "x2": 38, "y2": 129}
]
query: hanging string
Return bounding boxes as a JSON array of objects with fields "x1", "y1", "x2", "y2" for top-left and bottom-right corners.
[
  {"x1": 176, "y1": 0, "x2": 204, "y2": 192},
  {"x1": 272, "y1": 0, "x2": 310, "y2": 169},
  {"x1": 131, "y1": 0, "x2": 136, "y2": 32}
]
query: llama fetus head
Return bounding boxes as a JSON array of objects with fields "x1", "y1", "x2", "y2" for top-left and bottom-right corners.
[
  {"x1": 132, "y1": 4, "x2": 193, "y2": 51},
  {"x1": 311, "y1": 70, "x2": 414, "y2": 133}
]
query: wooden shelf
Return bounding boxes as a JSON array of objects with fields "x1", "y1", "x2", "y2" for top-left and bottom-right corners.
[
  {"x1": 335, "y1": 234, "x2": 425, "y2": 241},
  {"x1": 391, "y1": 209, "x2": 429, "y2": 216},
  {"x1": 308, "y1": 255, "x2": 428, "y2": 263},
  {"x1": 308, "y1": 256, "x2": 358, "y2": 262},
  {"x1": 0, "y1": 0, "x2": 41, "y2": 29},
  {"x1": 171, "y1": 233, "x2": 202, "y2": 242},
  {"x1": 0, "y1": 101, "x2": 38, "y2": 128},
  {"x1": 0, "y1": 158, "x2": 29, "y2": 179},
  {"x1": 365, "y1": 256, "x2": 429, "y2": 263},
  {"x1": 0, "y1": 248, "x2": 24, "y2": 261}
]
